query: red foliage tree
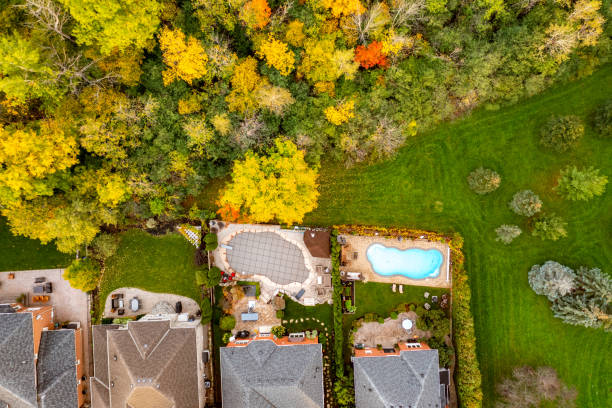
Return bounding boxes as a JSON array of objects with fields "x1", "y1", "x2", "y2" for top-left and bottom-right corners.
[{"x1": 354, "y1": 41, "x2": 389, "y2": 69}]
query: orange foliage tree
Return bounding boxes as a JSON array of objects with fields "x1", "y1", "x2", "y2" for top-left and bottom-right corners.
[
  {"x1": 354, "y1": 41, "x2": 388, "y2": 69},
  {"x1": 240, "y1": 0, "x2": 271, "y2": 30}
]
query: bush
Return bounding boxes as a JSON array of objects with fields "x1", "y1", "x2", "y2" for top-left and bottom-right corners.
[
  {"x1": 467, "y1": 167, "x2": 501, "y2": 194},
  {"x1": 222, "y1": 332, "x2": 232, "y2": 344},
  {"x1": 377, "y1": 317, "x2": 385, "y2": 324},
  {"x1": 390, "y1": 311, "x2": 398, "y2": 319},
  {"x1": 220, "y1": 315, "x2": 236, "y2": 331},
  {"x1": 540, "y1": 115, "x2": 584, "y2": 152},
  {"x1": 200, "y1": 299, "x2": 213, "y2": 324},
  {"x1": 204, "y1": 233, "x2": 218, "y2": 251},
  {"x1": 334, "y1": 375, "x2": 356, "y2": 408},
  {"x1": 509, "y1": 190, "x2": 542, "y2": 217},
  {"x1": 91, "y1": 233, "x2": 119, "y2": 260},
  {"x1": 271, "y1": 325, "x2": 286, "y2": 338},
  {"x1": 63, "y1": 258, "x2": 100, "y2": 292},
  {"x1": 331, "y1": 230, "x2": 345, "y2": 377},
  {"x1": 276, "y1": 310, "x2": 284, "y2": 319},
  {"x1": 555, "y1": 166, "x2": 608, "y2": 201},
  {"x1": 495, "y1": 225, "x2": 522, "y2": 244},
  {"x1": 196, "y1": 266, "x2": 222, "y2": 288},
  {"x1": 593, "y1": 99, "x2": 612, "y2": 138},
  {"x1": 531, "y1": 213, "x2": 567, "y2": 241},
  {"x1": 528, "y1": 261, "x2": 576, "y2": 301}
]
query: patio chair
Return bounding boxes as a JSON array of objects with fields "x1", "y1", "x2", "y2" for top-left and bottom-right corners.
[
  {"x1": 399, "y1": 285, "x2": 403, "y2": 294},
  {"x1": 392, "y1": 284, "x2": 396, "y2": 293},
  {"x1": 34, "y1": 277, "x2": 46, "y2": 283},
  {"x1": 117, "y1": 308, "x2": 125, "y2": 316}
]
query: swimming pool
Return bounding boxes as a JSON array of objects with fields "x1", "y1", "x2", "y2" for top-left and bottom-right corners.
[{"x1": 366, "y1": 244, "x2": 443, "y2": 279}]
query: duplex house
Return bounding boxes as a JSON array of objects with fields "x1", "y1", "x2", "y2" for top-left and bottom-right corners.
[{"x1": 0, "y1": 304, "x2": 84, "y2": 408}]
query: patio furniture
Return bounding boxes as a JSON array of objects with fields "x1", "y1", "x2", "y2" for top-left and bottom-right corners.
[
  {"x1": 353, "y1": 251, "x2": 358, "y2": 260},
  {"x1": 323, "y1": 275, "x2": 332, "y2": 288},
  {"x1": 111, "y1": 308, "x2": 116, "y2": 313},
  {"x1": 44, "y1": 282, "x2": 52, "y2": 293},
  {"x1": 431, "y1": 295, "x2": 438, "y2": 303},
  {"x1": 392, "y1": 284, "x2": 396, "y2": 293},
  {"x1": 175, "y1": 301, "x2": 182, "y2": 313},
  {"x1": 8, "y1": 273, "x2": 15, "y2": 279},
  {"x1": 295, "y1": 288, "x2": 305, "y2": 300},
  {"x1": 130, "y1": 298, "x2": 140, "y2": 312},
  {"x1": 34, "y1": 277, "x2": 46, "y2": 283},
  {"x1": 399, "y1": 285, "x2": 403, "y2": 294},
  {"x1": 303, "y1": 298, "x2": 316, "y2": 306},
  {"x1": 424, "y1": 303, "x2": 431, "y2": 310},
  {"x1": 402, "y1": 319, "x2": 413, "y2": 330},
  {"x1": 33, "y1": 285, "x2": 44, "y2": 294},
  {"x1": 241, "y1": 312, "x2": 259, "y2": 321},
  {"x1": 317, "y1": 276, "x2": 323, "y2": 285},
  {"x1": 424, "y1": 292, "x2": 430, "y2": 298},
  {"x1": 316, "y1": 265, "x2": 324, "y2": 273},
  {"x1": 112, "y1": 298, "x2": 124, "y2": 309},
  {"x1": 117, "y1": 308, "x2": 125, "y2": 316}
]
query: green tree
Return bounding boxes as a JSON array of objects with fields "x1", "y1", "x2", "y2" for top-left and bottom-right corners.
[
  {"x1": 59, "y1": 0, "x2": 161, "y2": 54},
  {"x1": 271, "y1": 325, "x2": 286, "y2": 338},
  {"x1": 528, "y1": 261, "x2": 576, "y2": 301},
  {"x1": 509, "y1": 190, "x2": 542, "y2": 217},
  {"x1": 220, "y1": 315, "x2": 236, "y2": 331},
  {"x1": 204, "y1": 233, "x2": 218, "y2": 251},
  {"x1": 539, "y1": 115, "x2": 584, "y2": 152},
  {"x1": 593, "y1": 100, "x2": 612, "y2": 138},
  {"x1": 555, "y1": 166, "x2": 608, "y2": 201},
  {"x1": 467, "y1": 167, "x2": 501, "y2": 194},
  {"x1": 91, "y1": 233, "x2": 119, "y2": 261},
  {"x1": 196, "y1": 266, "x2": 222, "y2": 288},
  {"x1": 551, "y1": 294, "x2": 611, "y2": 332},
  {"x1": 575, "y1": 267, "x2": 612, "y2": 303},
  {"x1": 531, "y1": 213, "x2": 567, "y2": 241},
  {"x1": 62, "y1": 257, "x2": 100, "y2": 292},
  {"x1": 334, "y1": 375, "x2": 355, "y2": 407},
  {"x1": 200, "y1": 298, "x2": 213, "y2": 324}
]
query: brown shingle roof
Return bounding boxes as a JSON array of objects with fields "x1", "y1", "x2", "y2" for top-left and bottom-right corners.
[{"x1": 90, "y1": 320, "x2": 200, "y2": 408}]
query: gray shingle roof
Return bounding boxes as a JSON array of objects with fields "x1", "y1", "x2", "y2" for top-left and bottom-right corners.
[
  {"x1": 352, "y1": 349, "x2": 441, "y2": 408},
  {"x1": 36, "y1": 330, "x2": 78, "y2": 408},
  {"x1": 90, "y1": 320, "x2": 199, "y2": 408},
  {"x1": 220, "y1": 340, "x2": 324, "y2": 408},
  {"x1": 0, "y1": 313, "x2": 37, "y2": 408}
]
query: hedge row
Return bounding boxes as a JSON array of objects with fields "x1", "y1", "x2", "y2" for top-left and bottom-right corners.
[
  {"x1": 335, "y1": 225, "x2": 483, "y2": 408},
  {"x1": 330, "y1": 229, "x2": 345, "y2": 378}
]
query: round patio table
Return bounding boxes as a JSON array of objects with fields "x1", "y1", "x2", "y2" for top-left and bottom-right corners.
[{"x1": 402, "y1": 319, "x2": 413, "y2": 331}]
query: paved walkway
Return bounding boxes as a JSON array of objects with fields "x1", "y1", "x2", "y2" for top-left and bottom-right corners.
[
  {"x1": 103, "y1": 287, "x2": 200, "y2": 318},
  {"x1": 353, "y1": 312, "x2": 429, "y2": 348},
  {"x1": 0, "y1": 269, "x2": 91, "y2": 377}
]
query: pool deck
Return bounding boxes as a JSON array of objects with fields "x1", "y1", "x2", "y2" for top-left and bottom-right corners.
[{"x1": 339, "y1": 235, "x2": 451, "y2": 288}]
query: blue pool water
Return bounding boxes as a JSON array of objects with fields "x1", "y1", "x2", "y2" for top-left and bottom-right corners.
[{"x1": 366, "y1": 244, "x2": 443, "y2": 279}]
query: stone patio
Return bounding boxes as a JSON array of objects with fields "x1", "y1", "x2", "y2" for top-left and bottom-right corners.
[
  {"x1": 353, "y1": 312, "x2": 429, "y2": 348},
  {"x1": 103, "y1": 287, "x2": 200, "y2": 318},
  {"x1": 230, "y1": 295, "x2": 281, "y2": 335}
]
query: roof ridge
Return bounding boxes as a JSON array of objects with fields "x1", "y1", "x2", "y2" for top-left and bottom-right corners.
[
  {"x1": 153, "y1": 329, "x2": 192, "y2": 383},
  {"x1": 0, "y1": 384, "x2": 37, "y2": 408},
  {"x1": 127, "y1": 322, "x2": 170, "y2": 360},
  {"x1": 0, "y1": 314, "x2": 30, "y2": 348},
  {"x1": 37, "y1": 368, "x2": 75, "y2": 397},
  {"x1": 403, "y1": 350, "x2": 437, "y2": 406}
]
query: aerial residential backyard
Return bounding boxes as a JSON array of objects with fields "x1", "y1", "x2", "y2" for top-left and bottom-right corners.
[{"x1": 1, "y1": 66, "x2": 610, "y2": 407}]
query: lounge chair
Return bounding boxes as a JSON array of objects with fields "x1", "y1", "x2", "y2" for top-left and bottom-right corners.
[
  {"x1": 392, "y1": 284, "x2": 396, "y2": 292},
  {"x1": 399, "y1": 285, "x2": 403, "y2": 294}
]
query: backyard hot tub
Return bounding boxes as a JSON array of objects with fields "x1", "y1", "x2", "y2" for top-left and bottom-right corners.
[{"x1": 366, "y1": 244, "x2": 443, "y2": 279}]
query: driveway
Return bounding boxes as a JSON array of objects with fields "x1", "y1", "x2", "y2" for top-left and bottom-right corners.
[
  {"x1": 0, "y1": 269, "x2": 91, "y2": 377},
  {"x1": 103, "y1": 287, "x2": 200, "y2": 318}
]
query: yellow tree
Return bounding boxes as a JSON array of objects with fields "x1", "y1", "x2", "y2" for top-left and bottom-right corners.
[
  {"x1": 219, "y1": 139, "x2": 319, "y2": 224},
  {"x1": 256, "y1": 36, "x2": 295, "y2": 76},
  {"x1": 159, "y1": 27, "x2": 208, "y2": 85},
  {"x1": 226, "y1": 57, "x2": 263, "y2": 113}
]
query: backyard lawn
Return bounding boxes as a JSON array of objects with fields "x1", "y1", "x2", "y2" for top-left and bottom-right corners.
[
  {"x1": 0, "y1": 217, "x2": 71, "y2": 272},
  {"x1": 97, "y1": 229, "x2": 201, "y2": 316},
  {"x1": 304, "y1": 66, "x2": 612, "y2": 407}
]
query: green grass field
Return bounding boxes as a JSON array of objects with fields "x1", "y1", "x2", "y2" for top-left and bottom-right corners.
[
  {"x1": 304, "y1": 66, "x2": 612, "y2": 406},
  {"x1": 97, "y1": 229, "x2": 201, "y2": 316},
  {"x1": 0, "y1": 217, "x2": 71, "y2": 272}
]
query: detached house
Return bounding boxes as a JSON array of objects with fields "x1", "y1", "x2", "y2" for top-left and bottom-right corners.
[
  {"x1": 0, "y1": 303, "x2": 84, "y2": 408},
  {"x1": 220, "y1": 335, "x2": 325, "y2": 408},
  {"x1": 351, "y1": 342, "x2": 450, "y2": 408},
  {"x1": 89, "y1": 312, "x2": 205, "y2": 408}
]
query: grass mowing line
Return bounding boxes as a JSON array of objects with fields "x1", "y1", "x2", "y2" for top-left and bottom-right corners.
[
  {"x1": 305, "y1": 66, "x2": 612, "y2": 407},
  {"x1": 97, "y1": 229, "x2": 201, "y2": 317}
]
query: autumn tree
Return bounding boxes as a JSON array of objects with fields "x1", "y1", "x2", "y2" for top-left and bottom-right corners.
[
  {"x1": 495, "y1": 225, "x2": 521, "y2": 244},
  {"x1": 240, "y1": 0, "x2": 271, "y2": 30},
  {"x1": 159, "y1": 27, "x2": 208, "y2": 85},
  {"x1": 509, "y1": 190, "x2": 542, "y2": 217},
  {"x1": 219, "y1": 139, "x2": 319, "y2": 224},
  {"x1": 63, "y1": 257, "x2": 100, "y2": 292},
  {"x1": 255, "y1": 84, "x2": 295, "y2": 115},
  {"x1": 467, "y1": 167, "x2": 501, "y2": 194},
  {"x1": 59, "y1": 0, "x2": 161, "y2": 54},
  {"x1": 325, "y1": 100, "x2": 356, "y2": 125},
  {"x1": 354, "y1": 41, "x2": 389, "y2": 69},
  {"x1": 256, "y1": 35, "x2": 294, "y2": 76},
  {"x1": 226, "y1": 57, "x2": 263, "y2": 113}
]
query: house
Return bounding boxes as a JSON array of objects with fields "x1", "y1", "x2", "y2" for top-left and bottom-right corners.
[
  {"x1": 89, "y1": 313, "x2": 204, "y2": 408},
  {"x1": 220, "y1": 335, "x2": 324, "y2": 407},
  {"x1": 351, "y1": 342, "x2": 450, "y2": 408},
  {"x1": 0, "y1": 303, "x2": 84, "y2": 408}
]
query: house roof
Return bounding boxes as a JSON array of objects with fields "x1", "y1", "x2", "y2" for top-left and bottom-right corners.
[
  {"x1": 220, "y1": 339, "x2": 324, "y2": 408},
  {"x1": 36, "y1": 330, "x2": 79, "y2": 408},
  {"x1": 303, "y1": 230, "x2": 331, "y2": 259},
  {"x1": 0, "y1": 312, "x2": 37, "y2": 408},
  {"x1": 352, "y1": 349, "x2": 441, "y2": 408},
  {"x1": 90, "y1": 320, "x2": 199, "y2": 408}
]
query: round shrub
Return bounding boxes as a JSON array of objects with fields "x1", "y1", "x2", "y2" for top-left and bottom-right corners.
[
  {"x1": 91, "y1": 233, "x2": 118, "y2": 260},
  {"x1": 377, "y1": 317, "x2": 385, "y2": 324},
  {"x1": 389, "y1": 311, "x2": 398, "y2": 319},
  {"x1": 276, "y1": 310, "x2": 284, "y2": 319},
  {"x1": 467, "y1": 167, "x2": 501, "y2": 194},
  {"x1": 593, "y1": 99, "x2": 612, "y2": 138},
  {"x1": 200, "y1": 299, "x2": 213, "y2": 324},
  {"x1": 271, "y1": 325, "x2": 286, "y2": 338},
  {"x1": 63, "y1": 258, "x2": 100, "y2": 292},
  {"x1": 219, "y1": 315, "x2": 236, "y2": 331},
  {"x1": 540, "y1": 115, "x2": 584, "y2": 152},
  {"x1": 222, "y1": 332, "x2": 232, "y2": 344},
  {"x1": 531, "y1": 213, "x2": 567, "y2": 241},
  {"x1": 509, "y1": 190, "x2": 542, "y2": 217},
  {"x1": 495, "y1": 224, "x2": 522, "y2": 244},
  {"x1": 528, "y1": 261, "x2": 576, "y2": 301}
]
